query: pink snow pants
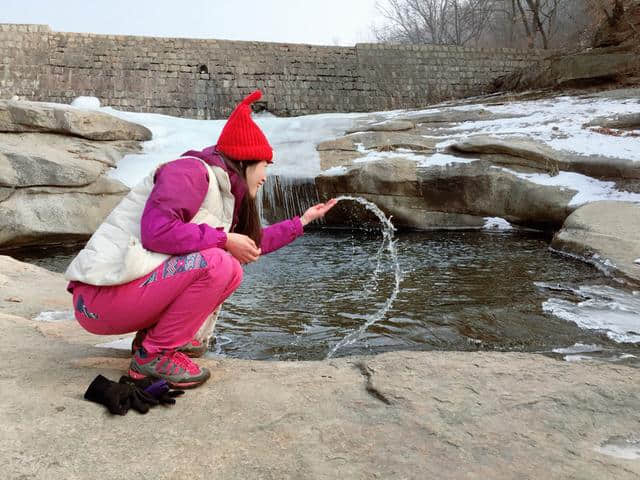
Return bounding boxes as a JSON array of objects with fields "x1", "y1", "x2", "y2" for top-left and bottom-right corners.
[{"x1": 72, "y1": 247, "x2": 243, "y2": 354}]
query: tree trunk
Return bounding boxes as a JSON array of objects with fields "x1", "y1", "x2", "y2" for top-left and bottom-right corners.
[
  {"x1": 515, "y1": 0, "x2": 535, "y2": 48},
  {"x1": 525, "y1": 0, "x2": 549, "y2": 49}
]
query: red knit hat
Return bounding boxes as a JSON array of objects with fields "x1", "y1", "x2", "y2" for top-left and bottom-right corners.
[{"x1": 216, "y1": 90, "x2": 273, "y2": 163}]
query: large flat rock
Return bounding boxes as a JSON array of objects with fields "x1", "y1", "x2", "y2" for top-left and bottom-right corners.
[
  {"x1": 552, "y1": 201, "x2": 640, "y2": 285},
  {"x1": 0, "y1": 100, "x2": 152, "y2": 141},
  {"x1": 2, "y1": 312, "x2": 640, "y2": 480},
  {"x1": 0, "y1": 255, "x2": 71, "y2": 318}
]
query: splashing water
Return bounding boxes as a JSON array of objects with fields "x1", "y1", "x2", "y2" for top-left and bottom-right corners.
[{"x1": 326, "y1": 195, "x2": 402, "y2": 359}]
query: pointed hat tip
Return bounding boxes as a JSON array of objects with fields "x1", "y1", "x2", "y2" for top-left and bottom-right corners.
[{"x1": 242, "y1": 90, "x2": 262, "y2": 106}]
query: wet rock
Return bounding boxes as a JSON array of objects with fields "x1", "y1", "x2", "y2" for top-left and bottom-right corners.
[
  {"x1": 552, "y1": 201, "x2": 640, "y2": 285},
  {"x1": 449, "y1": 135, "x2": 640, "y2": 179},
  {"x1": 0, "y1": 100, "x2": 152, "y2": 141}
]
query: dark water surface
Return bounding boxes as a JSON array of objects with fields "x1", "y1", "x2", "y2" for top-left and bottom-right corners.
[{"x1": 14, "y1": 230, "x2": 640, "y2": 362}]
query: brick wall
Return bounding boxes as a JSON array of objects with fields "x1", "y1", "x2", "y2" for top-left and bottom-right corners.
[{"x1": 0, "y1": 24, "x2": 547, "y2": 118}]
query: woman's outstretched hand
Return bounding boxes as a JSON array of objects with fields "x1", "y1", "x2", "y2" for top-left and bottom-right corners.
[
  {"x1": 300, "y1": 199, "x2": 338, "y2": 226},
  {"x1": 225, "y1": 233, "x2": 261, "y2": 264}
]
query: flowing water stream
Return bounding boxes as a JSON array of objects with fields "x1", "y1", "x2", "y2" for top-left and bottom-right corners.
[
  {"x1": 20, "y1": 223, "x2": 640, "y2": 365},
  {"x1": 326, "y1": 196, "x2": 401, "y2": 359}
]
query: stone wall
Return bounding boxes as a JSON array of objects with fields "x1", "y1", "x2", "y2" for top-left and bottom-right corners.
[{"x1": 0, "y1": 24, "x2": 548, "y2": 118}]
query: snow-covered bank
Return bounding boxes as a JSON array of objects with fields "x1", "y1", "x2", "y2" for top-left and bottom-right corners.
[{"x1": 97, "y1": 93, "x2": 640, "y2": 209}]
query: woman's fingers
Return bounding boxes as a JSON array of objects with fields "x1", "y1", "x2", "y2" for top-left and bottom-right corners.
[
  {"x1": 226, "y1": 233, "x2": 261, "y2": 263},
  {"x1": 301, "y1": 198, "x2": 339, "y2": 225},
  {"x1": 315, "y1": 199, "x2": 337, "y2": 216}
]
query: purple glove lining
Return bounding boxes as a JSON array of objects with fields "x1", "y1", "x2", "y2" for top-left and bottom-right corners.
[{"x1": 144, "y1": 379, "x2": 170, "y2": 398}]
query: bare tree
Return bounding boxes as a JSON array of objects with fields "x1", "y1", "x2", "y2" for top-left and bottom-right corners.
[
  {"x1": 374, "y1": 0, "x2": 498, "y2": 46},
  {"x1": 373, "y1": 0, "x2": 622, "y2": 49}
]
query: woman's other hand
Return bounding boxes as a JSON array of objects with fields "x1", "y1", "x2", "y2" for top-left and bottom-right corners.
[
  {"x1": 225, "y1": 233, "x2": 261, "y2": 264},
  {"x1": 300, "y1": 199, "x2": 338, "y2": 226}
]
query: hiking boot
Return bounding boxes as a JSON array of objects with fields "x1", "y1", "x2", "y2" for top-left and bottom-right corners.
[
  {"x1": 131, "y1": 330, "x2": 207, "y2": 358},
  {"x1": 129, "y1": 348, "x2": 211, "y2": 389},
  {"x1": 177, "y1": 338, "x2": 208, "y2": 358}
]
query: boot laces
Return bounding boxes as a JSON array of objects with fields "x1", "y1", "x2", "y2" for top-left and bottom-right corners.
[{"x1": 166, "y1": 350, "x2": 200, "y2": 374}]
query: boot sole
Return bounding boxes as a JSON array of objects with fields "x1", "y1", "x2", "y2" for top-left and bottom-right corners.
[{"x1": 128, "y1": 368, "x2": 211, "y2": 389}]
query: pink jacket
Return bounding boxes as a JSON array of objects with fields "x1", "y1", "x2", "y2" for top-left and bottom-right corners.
[
  {"x1": 68, "y1": 146, "x2": 303, "y2": 291},
  {"x1": 140, "y1": 145, "x2": 303, "y2": 255}
]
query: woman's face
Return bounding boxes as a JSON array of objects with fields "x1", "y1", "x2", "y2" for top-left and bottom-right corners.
[{"x1": 245, "y1": 160, "x2": 268, "y2": 199}]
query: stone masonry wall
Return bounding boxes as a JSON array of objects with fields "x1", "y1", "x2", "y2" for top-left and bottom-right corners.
[{"x1": 0, "y1": 24, "x2": 547, "y2": 118}]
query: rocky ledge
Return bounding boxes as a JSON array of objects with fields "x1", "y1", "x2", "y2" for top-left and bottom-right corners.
[
  {"x1": 0, "y1": 100, "x2": 149, "y2": 250},
  {"x1": 1, "y1": 255, "x2": 640, "y2": 479},
  {"x1": 313, "y1": 89, "x2": 640, "y2": 285}
]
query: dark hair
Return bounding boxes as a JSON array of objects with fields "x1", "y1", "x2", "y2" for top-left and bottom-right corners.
[{"x1": 222, "y1": 156, "x2": 262, "y2": 248}]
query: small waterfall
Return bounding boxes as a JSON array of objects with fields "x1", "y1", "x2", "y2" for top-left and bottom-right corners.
[
  {"x1": 326, "y1": 195, "x2": 402, "y2": 359},
  {"x1": 258, "y1": 175, "x2": 320, "y2": 225}
]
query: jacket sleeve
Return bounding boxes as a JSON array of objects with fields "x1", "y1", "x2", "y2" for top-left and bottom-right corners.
[
  {"x1": 260, "y1": 217, "x2": 304, "y2": 255},
  {"x1": 140, "y1": 158, "x2": 228, "y2": 255}
]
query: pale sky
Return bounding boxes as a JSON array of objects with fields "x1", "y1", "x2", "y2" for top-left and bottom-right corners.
[{"x1": 0, "y1": 0, "x2": 382, "y2": 45}]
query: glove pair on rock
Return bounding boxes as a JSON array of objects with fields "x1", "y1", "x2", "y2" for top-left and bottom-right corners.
[{"x1": 84, "y1": 374, "x2": 184, "y2": 416}]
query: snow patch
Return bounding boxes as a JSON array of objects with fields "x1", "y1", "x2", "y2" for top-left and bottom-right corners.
[
  {"x1": 543, "y1": 284, "x2": 640, "y2": 344},
  {"x1": 552, "y1": 343, "x2": 602, "y2": 354},
  {"x1": 497, "y1": 168, "x2": 640, "y2": 206},
  {"x1": 483, "y1": 217, "x2": 513, "y2": 230},
  {"x1": 94, "y1": 336, "x2": 135, "y2": 350},
  {"x1": 417, "y1": 153, "x2": 475, "y2": 167},
  {"x1": 595, "y1": 436, "x2": 640, "y2": 460},
  {"x1": 321, "y1": 166, "x2": 349, "y2": 176},
  {"x1": 71, "y1": 96, "x2": 101, "y2": 109},
  {"x1": 33, "y1": 310, "x2": 74, "y2": 322}
]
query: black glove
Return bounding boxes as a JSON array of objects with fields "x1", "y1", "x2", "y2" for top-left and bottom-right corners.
[
  {"x1": 119, "y1": 376, "x2": 185, "y2": 406},
  {"x1": 84, "y1": 375, "x2": 159, "y2": 415}
]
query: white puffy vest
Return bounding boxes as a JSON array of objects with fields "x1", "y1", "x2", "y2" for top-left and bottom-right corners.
[{"x1": 65, "y1": 157, "x2": 235, "y2": 286}]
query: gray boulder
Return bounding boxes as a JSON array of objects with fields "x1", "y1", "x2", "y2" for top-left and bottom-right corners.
[
  {"x1": 0, "y1": 177, "x2": 129, "y2": 249},
  {"x1": 493, "y1": 50, "x2": 640, "y2": 91},
  {"x1": 449, "y1": 135, "x2": 640, "y2": 179},
  {"x1": 318, "y1": 131, "x2": 438, "y2": 153},
  {"x1": 584, "y1": 113, "x2": 640, "y2": 130},
  {"x1": 0, "y1": 101, "x2": 149, "y2": 249},
  {"x1": 317, "y1": 132, "x2": 438, "y2": 171},
  {"x1": 396, "y1": 108, "x2": 522, "y2": 125},
  {"x1": 0, "y1": 132, "x2": 139, "y2": 187},
  {"x1": 0, "y1": 100, "x2": 152, "y2": 141},
  {"x1": 316, "y1": 157, "x2": 575, "y2": 230},
  {"x1": 346, "y1": 119, "x2": 415, "y2": 134},
  {"x1": 552, "y1": 201, "x2": 640, "y2": 285}
]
